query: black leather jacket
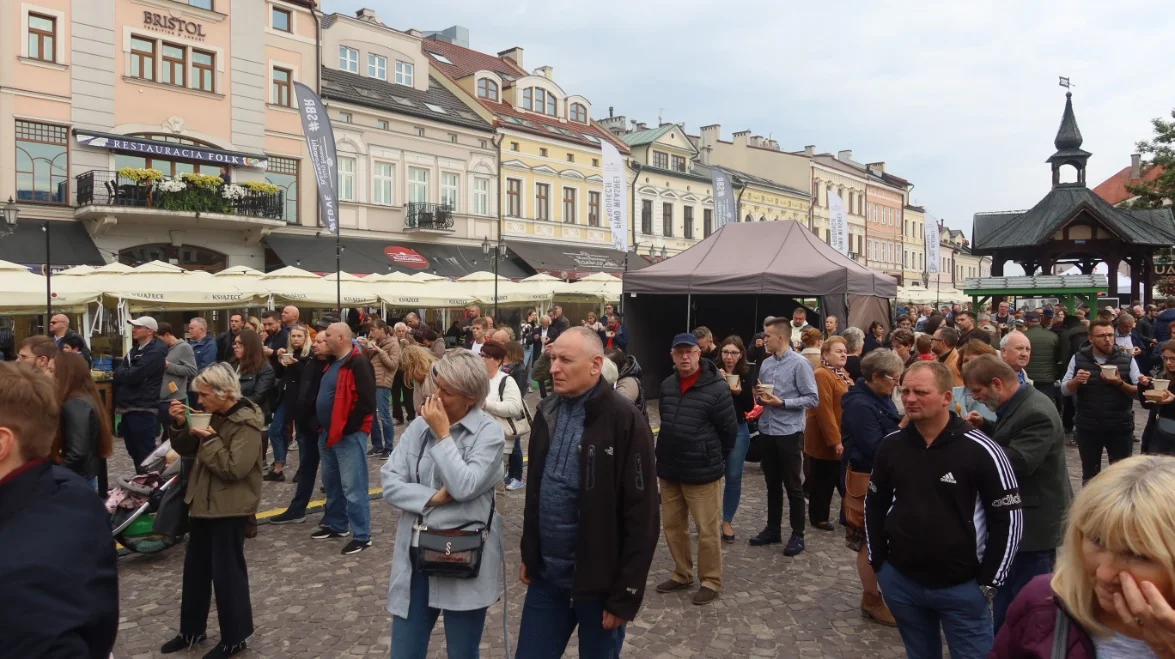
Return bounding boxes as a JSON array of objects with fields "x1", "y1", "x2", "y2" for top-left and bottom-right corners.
[{"x1": 59, "y1": 397, "x2": 102, "y2": 480}]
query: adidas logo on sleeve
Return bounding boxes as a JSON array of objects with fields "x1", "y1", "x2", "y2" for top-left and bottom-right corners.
[{"x1": 940, "y1": 472, "x2": 957, "y2": 484}]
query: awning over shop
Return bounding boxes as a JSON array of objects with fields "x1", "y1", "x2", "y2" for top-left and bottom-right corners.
[
  {"x1": 507, "y1": 241, "x2": 649, "y2": 279},
  {"x1": 264, "y1": 234, "x2": 529, "y2": 278},
  {"x1": 0, "y1": 220, "x2": 106, "y2": 270}
]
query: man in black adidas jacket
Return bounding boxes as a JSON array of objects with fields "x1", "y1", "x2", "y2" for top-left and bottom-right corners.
[
  {"x1": 866, "y1": 360, "x2": 1022, "y2": 659},
  {"x1": 653, "y1": 333, "x2": 738, "y2": 606}
]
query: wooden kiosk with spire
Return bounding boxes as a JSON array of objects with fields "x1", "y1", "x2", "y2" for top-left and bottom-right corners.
[{"x1": 972, "y1": 92, "x2": 1175, "y2": 306}]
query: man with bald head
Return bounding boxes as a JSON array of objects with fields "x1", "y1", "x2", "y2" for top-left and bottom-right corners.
[
  {"x1": 312, "y1": 322, "x2": 377, "y2": 554},
  {"x1": 516, "y1": 327, "x2": 659, "y2": 657},
  {"x1": 280, "y1": 305, "x2": 301, "y2": 330},
  {"x1": 1001, "y1": 330, "x2": 1033, "y2": 385},
  {"x1": 48, "y1": 313, "x2": 91, "y2": 365}
]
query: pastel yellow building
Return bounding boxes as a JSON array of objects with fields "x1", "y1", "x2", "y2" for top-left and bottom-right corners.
[
  {"x1": 903, "y1": 205, "x2": 927, "y2": 286},
  {"x1": 426, "y1": 40, "x2": 633, "y2": 276}
]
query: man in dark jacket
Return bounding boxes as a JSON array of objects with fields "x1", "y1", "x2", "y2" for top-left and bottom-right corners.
[
  {"x1": 654, "y1": 333, "x2": 737, "y2": 606},
  {"x1": 271, "y1": 331, "x2": 329, "y2": 524},
  {"x1": 216, "y1": 313, "x2": 244, "y2": 364},
  {"x1": 962, "y1": 355, "x2": 1071, "y2": 634},
  {"x1": 0, "y1": 362, "x2": 118, "y2": 658},
  {"x1": 1062, "y1": 319, "x2": 1141, "y2": 482},
  {"x1": 866, "y1": 360, "x2": 1021, "y2": 659},
  {"x1": 1022, "y1": 312, "x2": 1060, "y2": 407},
  {"x1": 312, "y1": 323, "x2": 376, "y2": 555},
  {"x1": 516, "y1": 327, "x2": 659, "y2": 658},
  {"x1": 1057, "y1": 315, "x2": 1089, "y2": 435},
  {"x1": 605, "y1": 313, "x2": 628, "y2": 351},
  {"x1": 1154, "y1": 296, "x2": 1175, "y2": 348},
  {"x1": 114, "y1": 316, "x2": 168, "y2": 472},
  {"x1": 49, "y1": 313, "x2": 92, "y2": 366},
  {"x1": 955, "y1": 310, "x2": 992, "y2": 347}
]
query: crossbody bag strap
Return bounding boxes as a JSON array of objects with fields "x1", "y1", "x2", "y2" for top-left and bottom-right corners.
[
  {"x1": 1050, "y1": 604, "x2": 1070, "y2": 659},
  {"x1": 415, "y1": 431, "x2": 497, "y2": 532}
]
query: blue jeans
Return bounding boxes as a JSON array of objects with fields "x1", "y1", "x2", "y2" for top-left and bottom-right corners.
[
  {"x1": 515, "y1": 575, "x2": 626, "y2": 659},
  {"x1": 993, "y1": 549, "x2": 1055, "y2": 635},
  {"x1": 371, "y1": 387, "x2": 393, "y2": 452},
  {"x1": 270, "y1": 402, "x2": 289, "y2": 465},
  {"x1": 876, "y1": 563, "x2": 993, "y2": 659},
  {"x1": 391, "y1": 569, "x2": 488, "y2": 659},
  {"x1": 120, "y1": 411, "x2": 158, "y2": 473},
  {"x1": 722, "y1": 423, "x2": 751, "y2": 522},
  {"x1": 318, "y1": 430, "x2": 371, "y2": 542},
  {"x1": 284, "y1": 424, "x2": 319, "y2": 518},
  {"x1": 506, "y1": 436, "x2": 524, "y2": 482}
]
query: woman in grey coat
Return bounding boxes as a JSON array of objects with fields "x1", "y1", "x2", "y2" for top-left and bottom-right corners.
[{"x1": 381, "y1": 349, "x2": 505, "y2": 659}]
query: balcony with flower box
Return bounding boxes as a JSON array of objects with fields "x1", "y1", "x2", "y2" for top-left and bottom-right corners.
[
  {"x1": 404, "y1": 202, "x2": 456, "y2": 233},
  {"x1": 74, "y1": 169, "x2": 288, "y2": 239}
]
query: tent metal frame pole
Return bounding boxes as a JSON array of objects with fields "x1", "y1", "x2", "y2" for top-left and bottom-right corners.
[
  {"x1": 686, "y1": 294, "x2": 691, "y2": 331},
  {"x1": 336, "y1": 233, "x2": 342, "y2": 317}
]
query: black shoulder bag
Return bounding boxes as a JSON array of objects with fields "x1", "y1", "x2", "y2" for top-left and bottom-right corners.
[{"x1": 410, "y1": 440, "x2": 494, "y2": 579}]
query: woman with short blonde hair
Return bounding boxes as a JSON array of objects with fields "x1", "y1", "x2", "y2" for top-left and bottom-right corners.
[{"x1": 993, "y1": 455, "x2": 1175, "y2": 657}]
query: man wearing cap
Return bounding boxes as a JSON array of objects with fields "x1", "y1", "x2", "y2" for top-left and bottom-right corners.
[
  {"x1": 654, "y1": 333, "x2": 738, "y2": 605},
  {"x1": 1023, "y1": 311, "x2": 1060, "y2": 407},
  {"x1": 113, "y1": 316, "x2": 168, "y2": 472}
]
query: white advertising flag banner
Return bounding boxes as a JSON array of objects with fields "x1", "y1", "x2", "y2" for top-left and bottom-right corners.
[
  {"x1": 827, "y1": 190, "x2": 849, "y2": 256},
  {"x1": 925, "y1": 214, "x2": 941, "y2": 274},
  {"x1": 601, "y1": 141, "x2": 628, "y2": 252}
]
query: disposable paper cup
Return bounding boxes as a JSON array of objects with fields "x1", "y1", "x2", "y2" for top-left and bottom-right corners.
[
  {"x1": 1145, "y1": 390, "x2": 1166, "y2": 401},
  {"x1": 726, "y1": 374, "x2": 740, "y2": 386},
  {"x1": 758, "y1": 384, "x2": 775, "y2": 395},
  {"x1": 1154, "y1": 379, "x2": 1171, "y2": 392},
  {"x1": 1101, "y1": 365, "x2": 1119, "y2": 378},
  {"x1": 189, "y1": 413, "x2": 213, "y2": 430},
  {"x1": 280, "y1": 354, "x2": 296, "y2": 366}
]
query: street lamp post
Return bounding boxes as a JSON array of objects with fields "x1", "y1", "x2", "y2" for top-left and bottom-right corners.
[
  {"x1": 3, "y1": 198, "x2": 51, "y2": 323},
  {"x1": 482, "y1": 234, "x2": 508, "y2": 322}
]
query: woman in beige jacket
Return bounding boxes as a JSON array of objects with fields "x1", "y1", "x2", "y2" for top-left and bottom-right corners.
[{"x1": 162, "y1": 363, "x2": 263, "y2": 658}]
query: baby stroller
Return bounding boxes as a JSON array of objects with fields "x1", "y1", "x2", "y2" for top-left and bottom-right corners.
[{"x1": 107, "y1": 441, "x2": 191, "y2": 554}]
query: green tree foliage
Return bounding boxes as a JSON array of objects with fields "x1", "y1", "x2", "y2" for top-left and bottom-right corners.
[{"x1": 1127, "y1": 109, "x2": 1175, "y2": 208}]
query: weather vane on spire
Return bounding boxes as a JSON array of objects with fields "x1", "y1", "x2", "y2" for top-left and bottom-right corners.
[{"x1": 1058, "y1": 76, "x2": 1073, "y2": 90}]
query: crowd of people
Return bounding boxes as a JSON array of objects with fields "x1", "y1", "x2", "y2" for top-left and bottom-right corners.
[{"x1": 8, "y1": 295, "x2": 1175, "y2": 658}]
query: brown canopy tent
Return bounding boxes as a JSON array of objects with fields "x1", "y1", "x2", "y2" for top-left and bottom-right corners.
[{"x1": 621, "y1": 221, "x2": 896, "y2": 394}]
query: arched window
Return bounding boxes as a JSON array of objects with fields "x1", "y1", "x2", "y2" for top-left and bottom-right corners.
[
  {"x1": 477, "y1": 78, "x2": 499, "y2": 102},
  {"x1": 570, "y1": 102, "x2": 587, "y2": 123},
  {"x1": 744, "y1": 214, "x2": 753, "y2": 223},
  {"x1": 759, "y1": 215, "x2": 766, "y2": 222},
  {"x1": 522, "y1": 87, "x2": 557, "y2": 116}
]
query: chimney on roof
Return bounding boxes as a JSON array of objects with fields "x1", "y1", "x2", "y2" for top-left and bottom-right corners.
[
  {"x1": 406, "y1": 29, "x2": 423, "y2": 38},
  {"x1": 355, "y1": 7, "x2": 382, "y2": 24},
  {"x1": 837, "y1": 149, "x2": 853, "y2": 162},
  {"x1": 867, "y1": 161, "x2": 886, "y2": 174},
  {"x1": 748, "y1": 135, "x2": 762, "y2": 148},
  {"x1": 534, "y1": 65, "x2": 553, "y2": 80},
  {"x1": 804, "y1": 145, "x2": 815, "y2": 157},
  {"x1": 1131, "y1": 153, "x2": 1142, "y2": 180},
  {"x1": 597, "y1": 115, "x2": 627, "y2": 136},
  {"x1": 765, "y1": 139, "x2": 779, "y2": 151},
  {"x1": 608, "y1": 106, "x2": 614, "y2": 118},
  {"x1": 498, "y1": 47, "x2": 524, "y2": 68}
]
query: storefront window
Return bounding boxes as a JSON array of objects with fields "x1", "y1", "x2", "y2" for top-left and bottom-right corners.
[
  {"x1": 15, "y1": 121, "x2": 68, "y2": 203},
  {"x1": 266, "y1": 157, "x2": 298, "y2": 224}
]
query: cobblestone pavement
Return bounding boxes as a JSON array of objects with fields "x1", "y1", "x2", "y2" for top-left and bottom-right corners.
[{"x1": 112, "y1": 397, "x2": 1147, "y2": 658}]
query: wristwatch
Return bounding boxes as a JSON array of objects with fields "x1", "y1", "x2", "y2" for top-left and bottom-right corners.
[{"x1": 979, "y1": 585, "x2": 997, "y2": 603}]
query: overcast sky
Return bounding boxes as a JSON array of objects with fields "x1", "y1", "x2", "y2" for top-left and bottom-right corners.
[{"x1": 329, "y1": 0, "x2": 1173, "y2": 238}]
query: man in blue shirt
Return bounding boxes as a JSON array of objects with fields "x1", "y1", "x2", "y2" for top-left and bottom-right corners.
[
  {"x1": 750, "y1": 316, "x2": 819, "y2": 556},
  {"x1": 187, "y1": 317, "x2": 217, "y2": 371}
]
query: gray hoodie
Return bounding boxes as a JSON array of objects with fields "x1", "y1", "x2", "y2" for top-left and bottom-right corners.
[{"x1": 160, "y1": 340, "x2": 197, "y2": 401}]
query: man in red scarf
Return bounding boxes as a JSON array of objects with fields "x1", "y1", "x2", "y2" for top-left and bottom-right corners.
[{"x1": 0, "y1": 362, "x2": 118, "y2": 657}]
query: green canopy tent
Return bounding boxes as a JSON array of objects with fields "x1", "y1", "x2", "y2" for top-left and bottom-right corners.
[{"x1": 962, "y1": 274, "x2": 1108, "y2": 312}]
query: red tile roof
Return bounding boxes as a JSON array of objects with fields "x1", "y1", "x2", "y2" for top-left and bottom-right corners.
[
  {"x1": 422, "y1": 39, "x2": 628, "y2": 154},
  {"x1": 1093, "y1": 163, "x2": 1164, "y2": 206}
]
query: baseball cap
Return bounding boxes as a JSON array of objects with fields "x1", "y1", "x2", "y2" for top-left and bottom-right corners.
[
  {"x1": 1014, "y1": 319, "x2": 1027, "y2": 328},
  {"x1": 1025, "y1": 311, "x2": 1042, "y2": 323},
  {"x1": 671, "y1": 332, "x2": 699, "y2": 348},
  {"x1": 128, "y1": 316, "x2": 158, "y2": 332}
]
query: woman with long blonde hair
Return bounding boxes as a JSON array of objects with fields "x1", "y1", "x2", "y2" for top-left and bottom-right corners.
[
  {"x1": 399, "y1": 344, "x2": 437, "y2": 413},
  {"x1": 993, "y1": 455, "x2": 1175, "y2": 657}
]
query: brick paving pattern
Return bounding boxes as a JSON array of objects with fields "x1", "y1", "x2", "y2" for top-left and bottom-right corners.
[{"x1": 112, "y1": 396, "x2": 1147, "y2": 658}]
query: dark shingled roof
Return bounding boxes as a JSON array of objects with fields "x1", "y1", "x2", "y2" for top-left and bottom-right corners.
[
  {"x1": 972, "y1": 184, "x2": 1175, "y2": 252},
  {"x1": 319, "y1": 67, "x2": 491, "y2": 132}
]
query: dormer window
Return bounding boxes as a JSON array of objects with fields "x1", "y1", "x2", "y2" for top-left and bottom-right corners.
[
  {"x1": 569, "y1": 103, "x2": 587, "y2": 123},
  {"x1": 477, "y1": 78, "x2": 499, "y2": 102},
  {"x1": 523, "y1": 87, "x2": 557, "y2": 117}
]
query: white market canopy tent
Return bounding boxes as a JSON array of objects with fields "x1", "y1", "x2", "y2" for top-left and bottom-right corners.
[
  {"x1": 100, "y1": 261, "x2": 264, "y2": 312},
  {"x1": 0, "y1": 259, "x2": 101, "y2": 314},
  {"x1": 897, "y1": 283, "x2": 967, "y2": 305},
  {"x1": 260, "y1": 266, "x2": 379, "y2": 307},
  {"x1": 553, "y1": 272, "x2": 622, "y2": 302}
]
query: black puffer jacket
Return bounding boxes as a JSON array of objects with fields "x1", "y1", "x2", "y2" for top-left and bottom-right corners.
[{"x1": 656, "y1": 359, "x2": 738, "y2": 484}]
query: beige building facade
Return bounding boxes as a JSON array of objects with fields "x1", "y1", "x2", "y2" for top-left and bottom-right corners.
[
  {"x1": 811, "y1": 152, "x2": 868, "y2": 263},
  {"x1": 1, "y1": 0, "x2": 318, "y2": 271},
  {"x1": 902, "y1": 204, "x2": 927, "y2": 285}
]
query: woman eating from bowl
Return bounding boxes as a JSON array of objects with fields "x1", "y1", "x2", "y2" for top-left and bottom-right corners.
[
  {"x1": 380, "y1": 350, "x2": 505, "y2": 658},
  {"x1": 160, "y1": 363, "x2": 263, "y2": 658},
  {"x1": 992, "y1": 455, "x2": 1175, "y2": 658}
]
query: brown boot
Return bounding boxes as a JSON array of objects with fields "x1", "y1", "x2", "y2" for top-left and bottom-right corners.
[{"x1": 861, "y1": 592, "x2": 897, "y2": 626}]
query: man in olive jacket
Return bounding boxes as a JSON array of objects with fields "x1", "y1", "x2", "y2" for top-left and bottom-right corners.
[
  {"x1": 962, "y1": 355, "x2": 1071, "y2": 635},
  {"x1": 1023, "y1": 312, "x2": 1060, "y2": 407},
  {"x1": 654, "y1": 333, "x2": 737, "y2": 606},
  {"x1": 517, "y1": 327, "x2": 659, "y2": 658}
]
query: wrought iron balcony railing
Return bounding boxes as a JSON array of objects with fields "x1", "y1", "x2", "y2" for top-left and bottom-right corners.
[
  {"x1": 405, "y1": 202, "x2": 455, "y2": 231},
  {"x1": 75, "y1": 170, "x2": 285, "y2": 221}
]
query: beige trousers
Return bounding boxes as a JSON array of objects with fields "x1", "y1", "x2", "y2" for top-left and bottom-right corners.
[{"x1": 660, "y1": 478, "x2": 723, "y2": 591}]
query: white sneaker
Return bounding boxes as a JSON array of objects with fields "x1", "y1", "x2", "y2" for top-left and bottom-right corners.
[{"x1": 506, "y1": 479, "x2": 526, "y2": 491}]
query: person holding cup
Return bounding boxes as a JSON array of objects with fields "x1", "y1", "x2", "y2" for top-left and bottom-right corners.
[
  {"x1": 160, "y1": 363, "x2": 263, "y2": 658},
  {"x1": 717, "y1": 336, "x2": 755, "y2": 544},
  {"x1": 1138, "y1": 339, "x2": 1175, "y2": 456},
  {"x1": 1061, "y1": 319, "x2": 1145, "y2": 483}
]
